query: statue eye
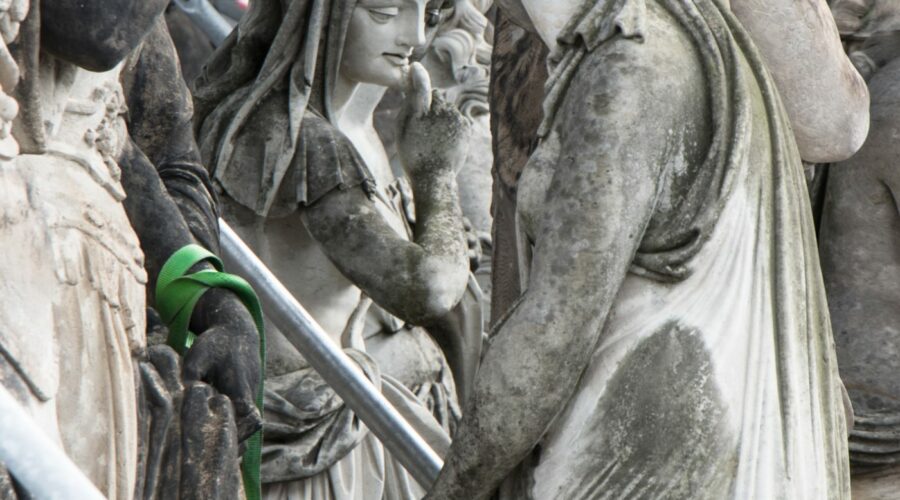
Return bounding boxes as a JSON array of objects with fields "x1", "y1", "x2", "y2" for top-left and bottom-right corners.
[
  {"x1": 425, "y1": 9, "x2": 442, "y2": 28},
  {"x1": 368, "y1": 7, "x2": 400, "y2": 23}
]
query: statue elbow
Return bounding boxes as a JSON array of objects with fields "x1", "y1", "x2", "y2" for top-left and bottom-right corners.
[
  {"x1": 784, "y1": 65, "x2": 870, "y2": 164},
  {"x1": 408, "y1": 283, "x2": 462, "y2": 324},
  {"x1": 797, "y1": 106, "x2": 870, "y2": 164},
  {"x1": 403, "y1": 267, "x2": 467, "y2": 324}
]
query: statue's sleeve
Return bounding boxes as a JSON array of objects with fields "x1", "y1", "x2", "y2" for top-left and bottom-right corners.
[
  {"x1": 121, "y1": 17, "x2": 221, "y2": 252},
  {"x1": 207, "y1": 92, "x2": 375, "y2": 218}
]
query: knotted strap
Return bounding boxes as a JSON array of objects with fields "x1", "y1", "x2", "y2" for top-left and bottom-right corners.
[{"x1": 155, "y1": 244, "x2": 266, "y2": 500}]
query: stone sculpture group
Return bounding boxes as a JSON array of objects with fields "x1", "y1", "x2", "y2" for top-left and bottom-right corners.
[{"x1": 0, "y1": 0, "x2": 898, "y2": 499}]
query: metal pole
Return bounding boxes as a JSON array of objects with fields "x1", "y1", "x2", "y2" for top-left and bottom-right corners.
[
  {"x1": 212, "y1": 0, "x2": 247, "y2": 22},
  {"x1": 219, "y1": 219, "x2": 444, "y2": 487},
  {"x1": 0, "y1": 385, "x2": 105, "y2": 500},
  {"x1": 173, "y1": 0, "x2": 235, "y2": 46}
]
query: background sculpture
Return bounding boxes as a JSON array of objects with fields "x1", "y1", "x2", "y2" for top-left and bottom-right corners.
[{"x1": 820, "y1": 1, "x2": 900, "y2": 497}]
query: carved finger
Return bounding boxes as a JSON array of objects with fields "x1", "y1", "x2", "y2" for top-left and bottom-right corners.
[
  {"x1": 407, "y1": 62, "x2": 432, "y2": 117},
  {"x1": 182, "y1": 340, "x2": 215, "y2": 384},
  {"x1": 180, "y1": 383, "x2": 242, "y2": 500},
  {"x1": 149, "y1": 344, "x2": 185, "y2": 396}
]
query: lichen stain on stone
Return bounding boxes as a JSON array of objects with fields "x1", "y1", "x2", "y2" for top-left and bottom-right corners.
[{"x1": 562, "y1": 322, "x2": 737, "y2": 499}]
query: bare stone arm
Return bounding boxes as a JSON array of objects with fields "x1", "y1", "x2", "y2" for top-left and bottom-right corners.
[
  {"x1": 302, "y1": 97, "x2": 471, "y2": 326},
  {"x1": 425, "y1": 41, "x2": 685, "y2": 499},
  {"x1": 302, "y1": 174, "x2": 469, "y2": 326},
  {"x1": 731, "y1": 0, "x2": 869, "y2": 163}
]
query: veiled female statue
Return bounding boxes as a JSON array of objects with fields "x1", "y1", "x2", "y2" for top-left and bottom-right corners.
[
  {"x1": 426, "y1": 0, "x2": 861, "y2": 498},
  {"x1": 194, "y1": 0, "x2": 473, "y2": 497}
]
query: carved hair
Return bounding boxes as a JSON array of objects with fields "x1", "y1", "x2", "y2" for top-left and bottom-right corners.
[{"x1": 430, "y1": 0, "x2": 492, "y2": 118}]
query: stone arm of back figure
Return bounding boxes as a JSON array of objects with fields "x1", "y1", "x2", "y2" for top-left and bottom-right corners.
[
  {"x1": 39, "y1": 0, "x2": 169, "y2": 72},
  {"x1": 117, "y1": 18, "x2": 262, "y2": 441},
  {"x1": 731, "y1": 0, "x2": 869, "y2": 163},
  {"x1": 424, "y1": 40, "x2": 688, "y2": 500},
  {"x1": 302, "y1": 96, "x2": 471, "y2": 326}
]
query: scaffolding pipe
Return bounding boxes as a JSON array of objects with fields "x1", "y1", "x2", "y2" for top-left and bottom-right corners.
[
  {"x1": 0, "y1": 385, "x2": 105, "y2": 500},
  {"x1": 219, "y1": 219, "x2": 444, "y2": 488},
  {"x1": 173, "y1": 0, "x2": 235, "y2": 46}
]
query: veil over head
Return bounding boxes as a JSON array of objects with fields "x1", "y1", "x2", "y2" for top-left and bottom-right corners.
[{"x1": 194, "y1": 0, "x2": 369, "y2": 217}]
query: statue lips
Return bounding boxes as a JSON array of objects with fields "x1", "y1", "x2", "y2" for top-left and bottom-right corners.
[{"x1": 383, "y1": 52, "x2": 411, "y2": 67}]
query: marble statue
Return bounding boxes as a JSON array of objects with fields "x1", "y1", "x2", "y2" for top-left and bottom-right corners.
[
  {"x1": 425, "y1": 0, "x2": 855, "y2": 498},
  {"x1": 0, "y1": 3, "x2": 31, "y2": 494},
  {"x1": 372, "y1": 0, "x2": 495, "y2": 321},
  {"x1": 820, "y1": 1, "x2": 900, "y2": 497},
  {"x1": 193, "y1": 0, "x2": 475, "y2": 497},
  {"x1": 420, "y1": 0, "x2": 493, "y2": 316},
  {"x1": 0, "y1": 2, "x2": 261, "y2": 498}
]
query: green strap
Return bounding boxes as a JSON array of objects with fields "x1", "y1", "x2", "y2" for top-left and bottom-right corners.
[{"x1": 155, "y1": 244, "x2": 266, "y2": 500}]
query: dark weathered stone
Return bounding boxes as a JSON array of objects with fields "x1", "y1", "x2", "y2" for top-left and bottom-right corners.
[{"x1": 487, "y1": 10, "x2": 547, "y2": 326}]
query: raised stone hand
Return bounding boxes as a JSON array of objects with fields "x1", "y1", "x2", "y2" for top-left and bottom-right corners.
[
  {"x1": 183, "y1": 288, "x2": 263, "y2": 442},
  {"x1": 398, "y1": 63, "x2": 471, "y2": 181}
]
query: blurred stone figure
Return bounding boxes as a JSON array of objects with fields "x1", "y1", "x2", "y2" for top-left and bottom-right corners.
[
  {"x1": 0, "y1": 0, "x2": 23, "y2": 162},
  {"x1": 821, "y1": 1, "x2": 900, "y2": 497}
]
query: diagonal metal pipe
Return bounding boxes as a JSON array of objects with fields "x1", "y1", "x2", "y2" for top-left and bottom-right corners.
[
  {"x1": 173, "y1": 0, "x2": 235, "y2": 46},
  {"x1": 219, "y1": 219, "x2": 444, "y2": 488},
  {"x1": 0, "y1": 385, "x2": 105, "y2": 499}
]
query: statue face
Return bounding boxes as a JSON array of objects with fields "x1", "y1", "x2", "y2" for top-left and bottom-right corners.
[{"x1": 342, "y1": 0, "x2": 447, "y2": 89}]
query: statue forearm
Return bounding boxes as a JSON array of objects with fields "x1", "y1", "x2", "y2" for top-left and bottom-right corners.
[
  {"x1": 303, "y1": 179, "x2": 469, "y2": 325},
  {"x1": 122, "y1": 17, "x2": 222, "y2": 253},
  {"x1": 409, "y1": 171, "x2": 469, "y2": 280},
  {"x1": 427, "y1": 293, "x2": 606, "y2": 499}
]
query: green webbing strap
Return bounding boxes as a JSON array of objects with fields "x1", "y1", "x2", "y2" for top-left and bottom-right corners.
[{"x1": 155, "y1": 244, "x2": 266, "y2": 500}]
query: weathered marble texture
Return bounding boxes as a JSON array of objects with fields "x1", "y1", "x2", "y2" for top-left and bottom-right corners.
[
  {"x1": 1, "y1": 3, "x2": 260, "y2": 498},
  {"x1": 426, "y1": 0, "x2": 850, "y2": 498},
  {"x1": 1, "y1": 38, "x2": 147, "y2": 500},
  {"x1": 193, "y1": 0, "x2": 474, "y2": 497},
  {"x1": 485, "y1": 9, "x2": 547, "y2": 326},
  {"x1": 730, "y1": 0, "x2": 869, "y2": 164}
]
